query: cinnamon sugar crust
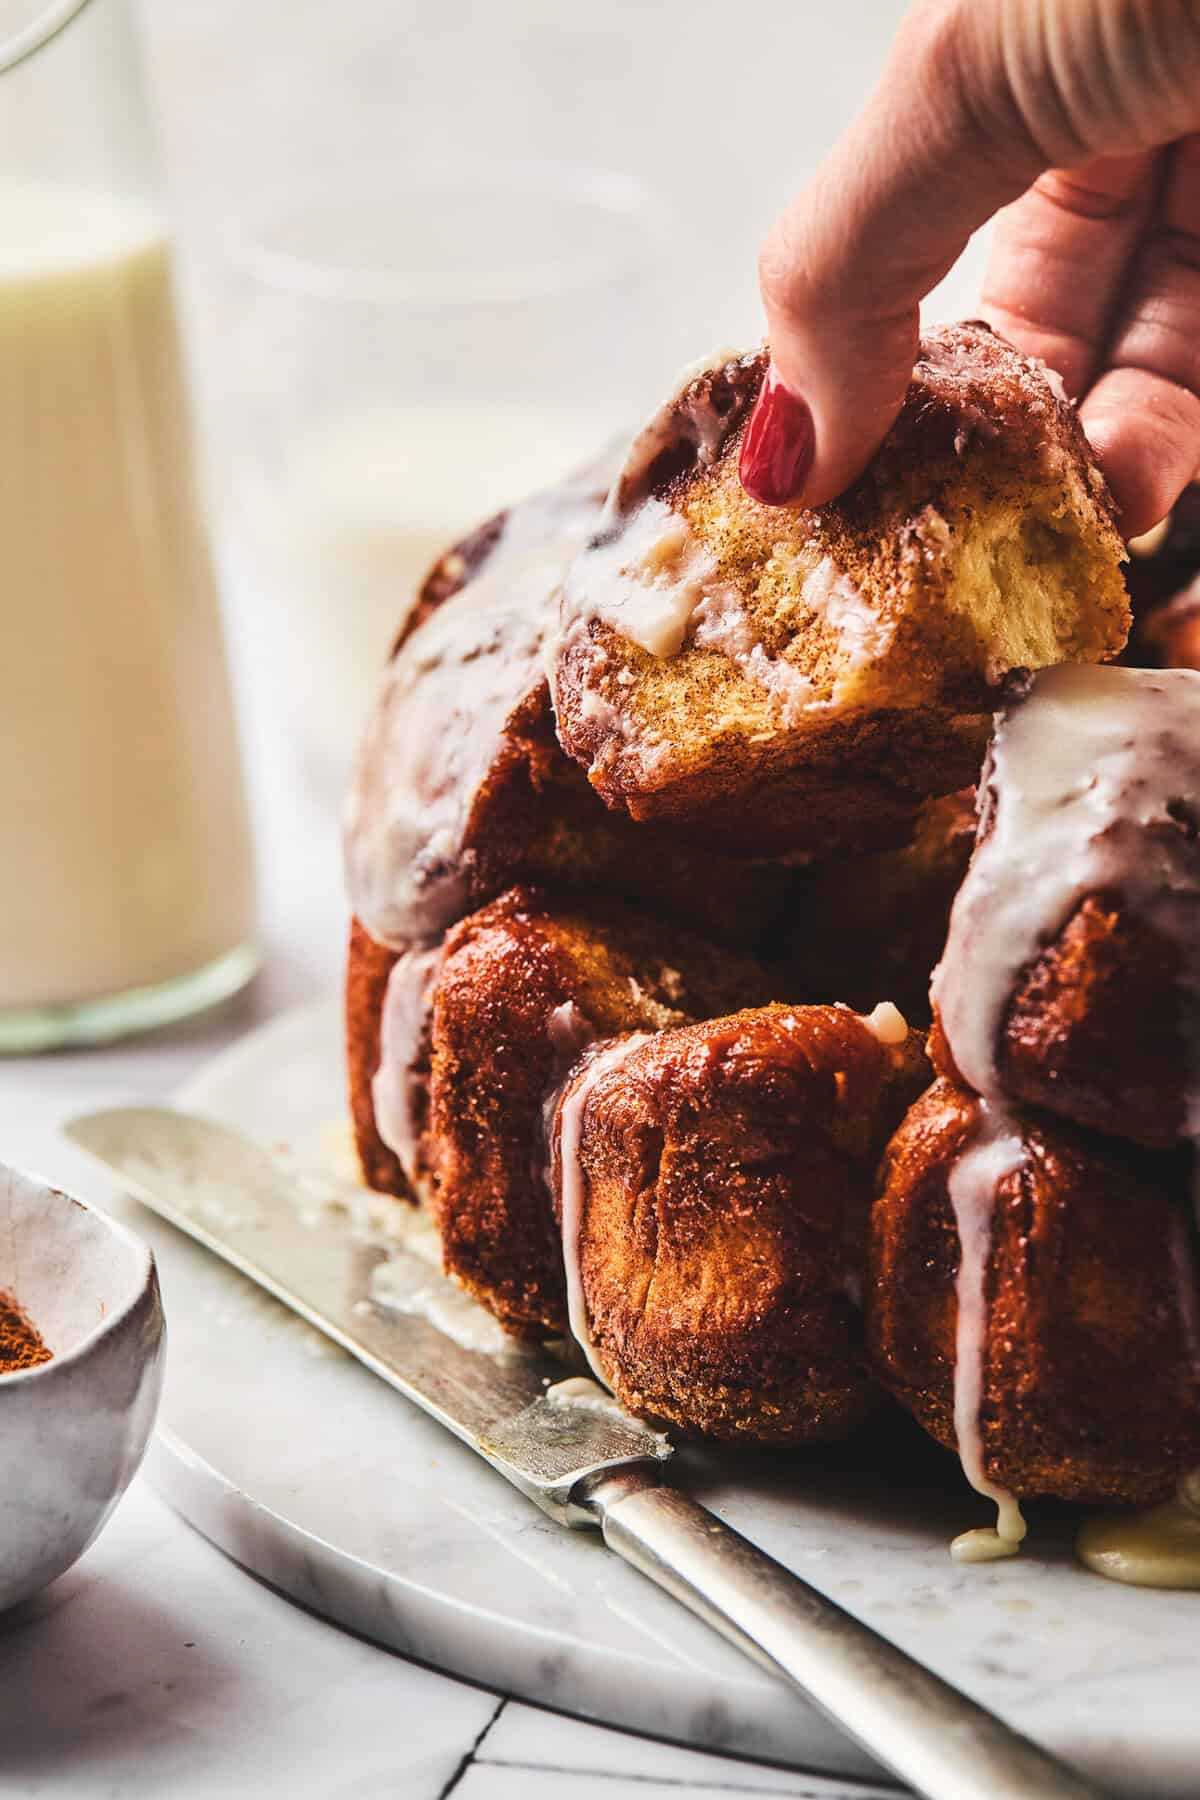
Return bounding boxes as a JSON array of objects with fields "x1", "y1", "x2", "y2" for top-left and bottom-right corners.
[
  {"x1": 930, "y1": 892, "x2": 1200, "y2": 1149},
  {"x1": 929, "y1": 666, "x2": 1200, "y2": 1148},
  {"x1": 427, "y1": 887, "x2": 772, "y2": 1336},
  {"x1": 548, "y1": 1003, "x2": 928, "y2": 1443},
  {"x1": 868, "y1": 1080, "x2": 1200, "y2": 1505}
]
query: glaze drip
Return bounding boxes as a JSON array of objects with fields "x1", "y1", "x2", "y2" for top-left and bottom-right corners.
[
  {"x1": 932, "y1": 665, "x2": 1200, "y2": 1558},
  {"x1": 933, "y1": 664, "x2": 1200, "y2": 1112},
  {"x1": 343, "y1": 457, "x2": 614, "y2": 949},
  {"x1": 947, "y1": 1102, "x2": 1028, "y2": 1553},
  {"x1": 553, "y1": 1034, "x2": 652, "y2": 1387},
  {"x1": 1076, "y1": 1486, "x2": 1200, "y2": 1589},
  {"x1": 372, "y1": 946, "x2": 443, "y2": 1186}
]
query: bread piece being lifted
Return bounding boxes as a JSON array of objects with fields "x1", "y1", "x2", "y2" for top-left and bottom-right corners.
[{"x1": 551, "y1": 323, "x2": 1128, "y2": 855}]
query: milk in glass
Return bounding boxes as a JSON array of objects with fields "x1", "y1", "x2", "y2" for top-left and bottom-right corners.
[{"x1": 0, "y1": 183, "x2": 255, "y2": 1026}]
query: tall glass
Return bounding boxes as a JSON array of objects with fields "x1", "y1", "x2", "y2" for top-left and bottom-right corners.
[
  {"x1": 223, "y1": 160, "x2": 672, "y2": 797},
  {"x1": 0, "y1": 0, "x2": 257, "y2": 1051}
]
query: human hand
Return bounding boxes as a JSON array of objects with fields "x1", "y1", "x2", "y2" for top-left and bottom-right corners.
[{"x1": 741, "y1": 0, "x2": 1200, "y2": 538}]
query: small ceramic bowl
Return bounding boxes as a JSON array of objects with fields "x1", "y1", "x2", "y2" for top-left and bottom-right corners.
[{"x1": 0, "y1": 1162, "x2": 164, "y2": 1611}]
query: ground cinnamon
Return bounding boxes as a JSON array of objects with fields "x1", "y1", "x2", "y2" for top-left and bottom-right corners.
[{"x1": 0, "y1": 1291, "x2": 50, "y2": 1373}]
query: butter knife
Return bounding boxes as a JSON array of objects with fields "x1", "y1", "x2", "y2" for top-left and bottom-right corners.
[{"x1": 67, "y1": 1105, "x2": 1107, "y2": 1800}]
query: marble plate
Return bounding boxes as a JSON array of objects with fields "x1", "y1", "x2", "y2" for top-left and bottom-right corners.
[{"x1": 95, "y1": 1001, "x2": 1195, "y2": 1795}]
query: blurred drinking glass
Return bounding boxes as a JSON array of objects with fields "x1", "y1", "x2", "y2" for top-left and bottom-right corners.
[
  {"x1": 224, "y1": 159, "x2": 672, "y2": 795},
  {"x1": 0, "y1": 0, "x2": 257, "y2": 1051}
]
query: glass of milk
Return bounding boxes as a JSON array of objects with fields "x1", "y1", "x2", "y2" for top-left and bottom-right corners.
[
  {"x1": 0, "y1": 0, "x2": 257, "y2": 1051},
  {"x1": 222, "y1": 158, "x2": 673, "y2": 797}
]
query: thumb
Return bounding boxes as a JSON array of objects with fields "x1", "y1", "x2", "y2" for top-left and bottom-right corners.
[{"x1": 744, "y1": 0, "x2": 1162, "y2": 508}]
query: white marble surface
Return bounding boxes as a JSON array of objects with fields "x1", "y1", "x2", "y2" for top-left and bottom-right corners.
[{"x1": 0, "y1": 1476, "x2": 898, "y2": 1799}]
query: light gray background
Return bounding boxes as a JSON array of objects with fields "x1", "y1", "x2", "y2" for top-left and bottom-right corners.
[{"x1": 141, "y1": 0, "x2": 987, "y2": 409}]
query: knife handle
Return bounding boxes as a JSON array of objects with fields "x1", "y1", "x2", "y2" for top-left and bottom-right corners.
[{"x1": 579, "y1": 1472, "x2": 1106, "y2": 1800}]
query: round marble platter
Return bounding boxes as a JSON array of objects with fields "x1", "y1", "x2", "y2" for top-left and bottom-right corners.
[{"x1": 92, "y1": 1000, "x2": 1195, "y2": 1795}]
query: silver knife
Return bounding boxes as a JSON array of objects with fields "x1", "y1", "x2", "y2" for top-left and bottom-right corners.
[{"x1": 67, "y1": 1105, "x2": 1107, "y2": 1800}]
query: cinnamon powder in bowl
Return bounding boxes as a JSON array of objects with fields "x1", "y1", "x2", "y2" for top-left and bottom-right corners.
[
  {"x1": 0, "y1": 1291, "x2": 50, "y2": 1375},
  {"x1": 0, "y1": 1164, "x2": 163, "y2": 1610}
]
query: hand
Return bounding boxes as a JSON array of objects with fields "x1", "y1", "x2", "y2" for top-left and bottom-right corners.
[{"x1": 742, "y1": 0, "x2": 1200, "y2": 539}]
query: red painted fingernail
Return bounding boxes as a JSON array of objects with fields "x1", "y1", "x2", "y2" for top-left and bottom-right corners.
[{"x1": 738, "y1": 366, "x2": 814, "y2": 506}]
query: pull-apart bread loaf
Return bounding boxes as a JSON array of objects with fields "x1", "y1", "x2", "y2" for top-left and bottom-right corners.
[
  {"x1": 361, "y1": 882, "x2": 927, "y2": 1445},
  {"x1": 550, "y1": 323, "x2": 1126, "y2": 854},
  {"x1": 343, "y1": 320, "x2": 1145, "y2": 1472}
]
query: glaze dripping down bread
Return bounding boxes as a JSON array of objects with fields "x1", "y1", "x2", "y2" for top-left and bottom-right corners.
[
  {"x1": 547, "y1": 1002, "x2": 927, "y2": 1443},
  {"x1": 869, "y1": 1080, "x2": 1200, "y2": 1508},
  {"x1": 343, "y1": 322, "x2": 1200, "y2": 1536},
  {"x1": 896, "y1": 664, "x2": 1200, "y2": 1547},
  {"x1": 930, "y1": 664, "x2": 1200, "y2": 1147},
  {"x1": 343, "y1": 448, "x2": 792, "y2": 960}
]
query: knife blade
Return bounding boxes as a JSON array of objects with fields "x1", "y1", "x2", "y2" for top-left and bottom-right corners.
[
  {"x1": 64, "y1": 1105, "x2": 669, "y2": 1520},
  {"x1": 67, "y1": 1104, "x2": 1108, "y2": 1800}
]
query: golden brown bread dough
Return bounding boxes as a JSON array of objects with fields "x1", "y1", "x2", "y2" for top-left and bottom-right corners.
[
  {"x1": 928, "y1": 664, "x2": 1200, "y2": 1150},
  {"x1": 867, "y1": 1080, "x2": 1200, "y2": 1505},
  {"x1": 552, "y1": 325, "x2": 1128, "y2": 855},
  {"x1": 780, "y1": 789, "x2": 976, "y2": 1025},
  {"x1": 930, "y1": 889, "x2": 1200, "y2": 1149},
  {"x1": 346, "y1": 917, "x2": 409, "y2": 1200},
  {"x1": 426, "y1": 888, "x2": 773, "y2": 1336},
  {"x1": 547, "y1": 1004, "x2": 928, "y2": 1442}
]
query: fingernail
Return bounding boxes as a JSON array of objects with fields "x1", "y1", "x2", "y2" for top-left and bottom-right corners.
[{"x1": 738, "y1": 365, "x2": 814, "y2": 506}]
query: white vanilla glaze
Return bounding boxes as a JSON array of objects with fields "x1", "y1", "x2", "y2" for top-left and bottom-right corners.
[
  {"x1": 552, "y1": 349, "x2": 899, "y2": 745},
  {"x1": 689, "y1": 584, "x2": 816, "y2": 723},
  {"x1": 1080, "y1": 1227, "x2": 1200, "y2": 1589},
  {"x1": 1077, "y1": 1076, "x2": 1200, "y2": 1588},
  {"x1": 1076, "y1": 1479, "x2": 1200, "y2": 1590},
  {"x1": 371, "y1": 945, "x2": 443, "y2": 1186},
  {"x1": 951, "y1": 1527, "x2": 1022, "y2": 1564},
  {"x1": 932, "y1": 664, "x2": 1200, "y2": 1110},
  {"x1": 343, "y1": 456, "x2": 614, "y2": 949},
  {"x1": 554, "y1": 1033, "x2": 653, "y2": 1387},
  {"x1": 545, "y1": 1376, "x2": 634, "y2": 1421},
  {"x1": 367, "y1": 1235, "x2": 513, "y2": 1356},
  {"x1": 947, "y1": 1102, "x2": 1029, "y2": 1554},
  {"x1": 555, "y1": 496, "x2": 834, "y2": 733},
  {"x1": 932, "y1": 665, "x2": 1200, "y2": 1566},
  {"x1": 606, "y1": 345, "x2": 751, "y2": 517},
  {"x1": 798, "y1": 556, "x2": 885, "y2": 669},
  {"x1": 545, "y1": 1000, "x2": 595, "y2": 1064},
  {"x1": 862, "y1": 1001, "x2": 909, "y2": 1046},
  {"x1": 559, "y1": 497, "x2": 727, "y2": 659}
]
